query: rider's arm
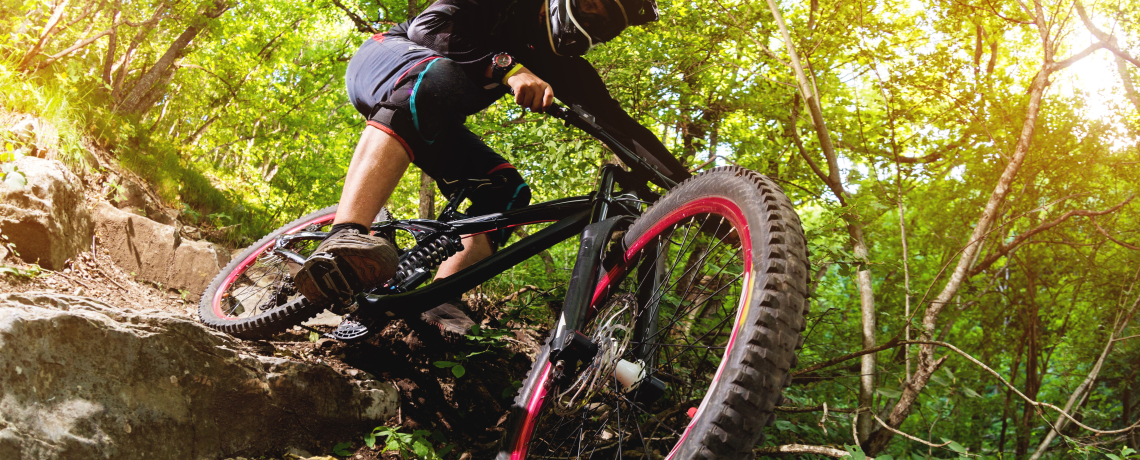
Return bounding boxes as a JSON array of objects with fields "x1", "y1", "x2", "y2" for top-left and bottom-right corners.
[{"x1": 554, "y1": 57, "x2": 691, "y2": 184}]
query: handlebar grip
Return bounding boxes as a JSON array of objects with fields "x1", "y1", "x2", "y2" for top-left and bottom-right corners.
[{"x1": 503, "y1": 85, "x2": 566, "y2": 117}]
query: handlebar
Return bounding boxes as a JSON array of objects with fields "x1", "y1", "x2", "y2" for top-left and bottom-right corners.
[{"x1": 502, "y1": 90, "x2": 678, "y2": 189}]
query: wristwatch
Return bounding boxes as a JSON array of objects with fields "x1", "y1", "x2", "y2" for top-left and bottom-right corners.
[{"x1": 491, "y1": 53, "x2": 523, "y2": 85}]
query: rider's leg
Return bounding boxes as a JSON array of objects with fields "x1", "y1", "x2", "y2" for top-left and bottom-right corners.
[
  {"x1": 435, "y1": 233, "x2": 494, "y2": 279},
  {"x1": 334, "y1": 124, "x2": 411, "y2": 226},
  {"x1": 292, "y1": 125, "x2": 406, "y2": 305}
]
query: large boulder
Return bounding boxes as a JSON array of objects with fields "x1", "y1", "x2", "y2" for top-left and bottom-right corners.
[
  {"x1": 93, "y1": 202, "x2": 229, "y2": 297},
  {"x1": 0, "y1": 292, "x2": 399, "y2": 460},
  {"x1": 0, "y1": 157, "x2": 93, "y2": 270}
]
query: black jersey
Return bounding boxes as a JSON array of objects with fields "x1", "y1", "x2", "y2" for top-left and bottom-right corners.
[{"x1": 397, "y1": 0, "x2": 691, "y2": 184}]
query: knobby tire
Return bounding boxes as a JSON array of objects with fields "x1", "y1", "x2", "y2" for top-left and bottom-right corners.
[{"x1": 498, "y1": 166, "x2": 810, "y2": 459}]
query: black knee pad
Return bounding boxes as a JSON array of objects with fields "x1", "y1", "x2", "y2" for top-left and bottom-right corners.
[{"x1": 465, "y1": 167, "x2": 532, "y2": 248}]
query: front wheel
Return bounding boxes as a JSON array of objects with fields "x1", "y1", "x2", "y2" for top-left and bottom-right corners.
[{"x1": 500, "y1": 167, "x2": 810, "y2": 459}]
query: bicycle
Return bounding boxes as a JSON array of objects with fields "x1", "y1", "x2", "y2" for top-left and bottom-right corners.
[{"x1": 197, "y1": 103, "x2": 810, "y2": 459}]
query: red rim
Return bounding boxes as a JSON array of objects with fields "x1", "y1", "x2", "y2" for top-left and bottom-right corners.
[
  {"x1": 210, "y1": 213, "x2": 337, "y2": 320},
  {"x1": 511, "y1": 196, "x2": 755, "y2": 459}
]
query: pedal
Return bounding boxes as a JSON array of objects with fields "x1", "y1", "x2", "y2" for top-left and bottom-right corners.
[{"x1": 329, "y1": 314, "x2": 378, "y2": 342}]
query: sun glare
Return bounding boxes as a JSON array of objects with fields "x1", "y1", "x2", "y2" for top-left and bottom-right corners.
[{"x1": 1058, "y1": 30, "x2": 1128, "y2": 122}]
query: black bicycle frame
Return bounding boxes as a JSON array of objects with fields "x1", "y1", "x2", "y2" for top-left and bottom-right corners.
[
  {"x1": 354, "y1": 164, "x2": 640, "y2": 326},
  {"x1": 312, "y1": 103, "x2": 677, "y2": 363}
]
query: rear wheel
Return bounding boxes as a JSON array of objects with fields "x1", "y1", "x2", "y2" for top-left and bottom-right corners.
[
  {"x1": 500, "y1": 167, "x2": 810, "y2": 459},
  {"x1": 197, "y1": 206, "x2": 393, "y2": 339}
]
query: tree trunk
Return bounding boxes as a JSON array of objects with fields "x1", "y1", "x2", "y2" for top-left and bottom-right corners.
[
  {"x1": 862, "y1": 10, "x2": 1077, "y2": 451},
  {"x1": 1016, "y1": 280, "x2": 1042, "y2": 458},
  {"x1": 1028, "y1": 293, "x2": 1140, "y2": 459},
  {"x1": 101, "y1": 4, "x2": 121, "y2": 85},
  {"x1": 16, "y1": 0, "x2": 71, "y2": 71},
  {"x1": 110, "y1": 2, "x2": 169, "y2": 100},
  {"x1": 764, "y1": 0, "x2": 878, "y2": 441},
  {"x1": 418, "y1": 171, "x2": 435, "y2": 219},
  {"x1": 115, "y1": 0, "x2": 230, "y2": 115}
]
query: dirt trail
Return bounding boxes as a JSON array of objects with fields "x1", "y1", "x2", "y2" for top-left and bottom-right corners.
[
  {"x1": 3, "y1": 245, "x2": 544, "y2": 460},
  {"x1": 1, "y1": 109, "x2": 548, "y2": 457}
]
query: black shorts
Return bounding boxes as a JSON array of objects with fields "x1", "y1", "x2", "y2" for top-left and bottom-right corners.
[{"x1": 345, "y1": 36, "x2": 530, "y2": 246}]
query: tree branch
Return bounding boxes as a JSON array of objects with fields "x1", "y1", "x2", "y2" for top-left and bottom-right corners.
[
  {"x1": 754, "y1": 444, "x2": 849, "y2": 457},
  {"x1": 1075, "y1": 0, "x2": 1140, "y2": 69},
  {"x1": 793, "y1": 337, "x2": 901, "y2": 377},
  {"x1": 968, "y1": 196, "x2": 1135, "y2": 276},
  {"x1": 905, "y1": 340, "x2": 1140, "y2": 436},
  {"x1": 777, "y1": 404, "x2": 857, "y2": 413},
  {"x1": 1092, "y1": 218, "x2": 1140, "y2": 251},
  {"x1": 329, "y1": 0, "x2": 380, "y2": 34}
]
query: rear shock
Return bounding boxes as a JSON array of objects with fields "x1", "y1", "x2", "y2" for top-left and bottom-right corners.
[{"x1": 389, "y1": 234, "x2": 465, "y2": 289}]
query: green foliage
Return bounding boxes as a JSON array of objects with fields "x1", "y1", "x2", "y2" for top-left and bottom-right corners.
[
  {"x1": 331, "y1": 441, "x2": 353, "y2": 456},
  {"x1": 364, "y1": 426, "x2": 454, "y2": 459},
  {"x1": 4, "y1": 0, "x2": 1140, "y2": 456},
  {"x1": 431, "y1": 325, "x2": 513, "y2": 378},
  {"x1": 1, "y1": 162, "x2": 25, "y2": 188},
  {"x1": 1106, "y1": 447, "x2": 1140, "y2": 460}
]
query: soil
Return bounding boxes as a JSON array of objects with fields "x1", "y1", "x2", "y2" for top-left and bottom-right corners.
[
  {"x1": 1, "y1": 252, "x2": 548, "y2": 460},
  {"x1": 1, "y1": 109, "x2": 551, "y2": 459}
]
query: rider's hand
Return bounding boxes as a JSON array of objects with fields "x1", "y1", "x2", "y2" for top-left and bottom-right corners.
[{"x1": 505, "y1": 67, "x2": 554, "y2": 112}]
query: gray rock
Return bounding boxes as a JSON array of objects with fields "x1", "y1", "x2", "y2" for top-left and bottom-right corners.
[
  {"x1": 93, "y1": 202, "x2": 230, "y2": 297},
  {"x1": 0, "y1": 157, "x2": 93, "y2": 270},
  {"x1": 0, "y1": 292, "x2": 399, "y2": 460},
  {"x1": 105, "y1": 173, "x2": 175, "y2": 226}
]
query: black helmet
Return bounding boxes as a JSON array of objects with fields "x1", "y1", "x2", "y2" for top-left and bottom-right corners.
[{"x1": 544, "y1": 0, "x2": 658, "y2": 56}]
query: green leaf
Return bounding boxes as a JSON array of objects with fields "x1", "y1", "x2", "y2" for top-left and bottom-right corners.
[
  {"x1": 308, "y1": 331, "x2": 319, "y2": 342},
  {"x1": 364, "y1": 433, "x2": 376, "y2": 448},
  {"x1": 962, "y1": 386, "x2": 981, "y2": 398},
  {"x1": 774, "y1": 419, "x2": 794, "y2": 431},
  {"x1": 844, "y1": 444, "x2": 867, "y2": 460},
  {"x1": 940, "y1": 367, "x2": 956, "y2": 383},
  {"x1": 942, "y1": 438, "x2": 967, "y2": 454},
  {"x1": 433, "y1": 360, "x2": 456, "y2": 368},
  {"x1": 412, "y1": 438, "x2": 431, "y2": 457},
  {"x1": 3, "y1": 170, "x2": 25, "y2": 189},
  {"x1": 876, "y1": 387, "x2": 902, "y2": 399},
  {"x1": 332, "y1": 441, "x2": 353, "y2": 456},
  {"x1": 1106, "y1": 455, "x2": 1122, "y2": 460},
  {"x1": 873, "y1": 455, "x2": 894, "y2": 460},
  {"x1": 452, "y1": 364, "x2": 466, "y2": 378}
]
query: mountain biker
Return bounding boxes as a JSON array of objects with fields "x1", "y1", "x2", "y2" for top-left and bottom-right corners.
[{"x1": 293, "y1": 0, "x2": 690, "y2": 340}]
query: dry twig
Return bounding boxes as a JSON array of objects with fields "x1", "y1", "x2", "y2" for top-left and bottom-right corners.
[{"x1": 754, "y1": 444, "x2": 849, "y2": 457}]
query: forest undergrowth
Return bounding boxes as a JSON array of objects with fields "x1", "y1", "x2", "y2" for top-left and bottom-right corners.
[{"x1": 3, "y1": 0, "x2": 1140, "y2": 456}]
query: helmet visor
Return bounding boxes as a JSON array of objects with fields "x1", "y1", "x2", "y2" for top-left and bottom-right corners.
[{"x1": 568, "y1": 0, "x2": 628, "y2": 43}]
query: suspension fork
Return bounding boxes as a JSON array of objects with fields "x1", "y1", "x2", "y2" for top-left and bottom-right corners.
[
  {"x1": 549, "y1": 165, "x2": 633, "y2": 373},
  {"x1": 632, "y1": 239, "x2": 665, "y2": 363}
]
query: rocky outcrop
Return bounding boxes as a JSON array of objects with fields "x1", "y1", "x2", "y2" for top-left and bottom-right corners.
[
  {"x1": 0, "y1": 292, "x2": 399, "y2": 460},
  {"x1": 0, "y1": 157, "x2": 93, "y2": 270},
  {"x1": 104, "y1": 172, "x2": 177, "y2": 226},
  {"x1": 93, "y1": 202, "x2": 229, "y2": 297}
]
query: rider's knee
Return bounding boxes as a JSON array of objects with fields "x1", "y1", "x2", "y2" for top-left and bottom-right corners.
[{"x1": 466, "y1": 167, "x2": 531, "y2": 248}]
